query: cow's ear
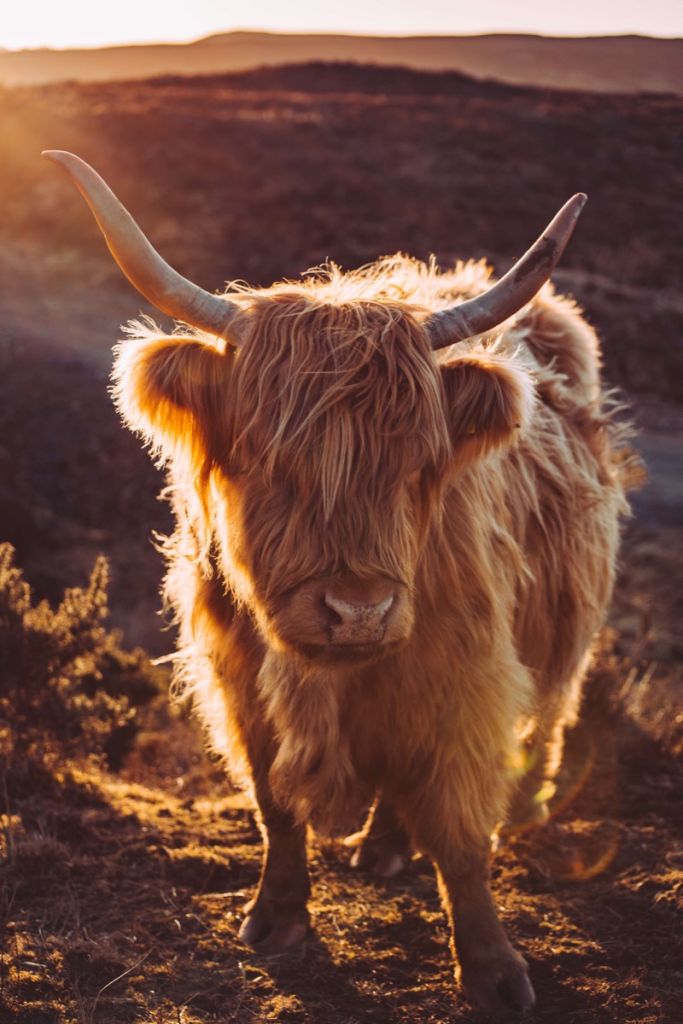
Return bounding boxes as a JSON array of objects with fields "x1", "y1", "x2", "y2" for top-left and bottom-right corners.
[
  {"x1": 112, "y1": 334, "x2": 232, "y2": 463},
  {"x1": 440, "y1": 353, "x2": 535, "y2": 468}
]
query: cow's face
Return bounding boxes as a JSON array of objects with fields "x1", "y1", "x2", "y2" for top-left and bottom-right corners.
[
  {"x1": 45, "y1": 153, "x2": 576, "y2": 666},
  {"x1": 115, "y1": 297, "x2": 533, "y2": 665}
]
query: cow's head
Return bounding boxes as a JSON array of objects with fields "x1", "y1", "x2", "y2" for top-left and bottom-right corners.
[{"x1": 45, "y1": 151, "x2": 584, "y2": 665}]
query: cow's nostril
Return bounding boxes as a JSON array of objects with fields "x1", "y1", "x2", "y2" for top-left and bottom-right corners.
[
  {"x1": 322, "y1": 595, "x2": 344, "y2": 626},
  {"x1": 323, "y1": 592, "x2": 395, "y2": 631}
]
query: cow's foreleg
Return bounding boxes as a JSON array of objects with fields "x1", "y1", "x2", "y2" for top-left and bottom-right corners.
[
  {"x1": 347, "y1": 792, "x2": 412, "y2": 877},
  {"x1": 238, "y1": 792, "x2": 310, "y2": 952},
  {"x1": 238, "y1": 743, "x2": 310, "y2": 953},
  {"x1": 439, "y1": 849, "x2": 535, "y2": 1013},
  {"x1": 405, "y1": 792, "x2": 535, "y2": 1013}
]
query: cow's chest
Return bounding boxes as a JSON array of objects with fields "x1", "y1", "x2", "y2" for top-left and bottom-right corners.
[{"x1": 259, "y1": 654, "x2": 412, "y2": 834}]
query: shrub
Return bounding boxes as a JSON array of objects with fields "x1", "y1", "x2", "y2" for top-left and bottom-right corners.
[{"x1": 0, "y1": 542, "x2": 159, "y2": 792}]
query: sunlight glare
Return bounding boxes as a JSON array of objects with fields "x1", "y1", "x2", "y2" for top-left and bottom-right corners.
[{"x1": 2, "y1": 0, "x2": 681, "y2": 50}]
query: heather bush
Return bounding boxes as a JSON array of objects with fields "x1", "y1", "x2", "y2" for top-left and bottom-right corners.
[{"x1": 0, "y1": 542, "x2": 160, "y2": 791}]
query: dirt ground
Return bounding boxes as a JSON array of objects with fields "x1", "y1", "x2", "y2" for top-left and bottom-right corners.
[{"x1": 1, "y1": 620, "x2": 681, "y2": 1024}]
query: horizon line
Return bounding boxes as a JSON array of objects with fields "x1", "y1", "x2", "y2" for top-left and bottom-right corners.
[{"x1": 2, "y1": 26, "x2": 681, "y2": 55}]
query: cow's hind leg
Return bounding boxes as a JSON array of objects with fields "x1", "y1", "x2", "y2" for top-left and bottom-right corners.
[
  {"x1": 507, "y1": 710, "x2": 564, "y2": 827},
  {"x1": 508, "y1": 662, "x2": 587, "y2": 829},
  {"x1": 347, "y1": 792, "x2": 412, "y2": 877}
]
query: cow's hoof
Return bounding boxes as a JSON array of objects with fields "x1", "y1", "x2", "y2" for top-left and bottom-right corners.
[
  {"x1": 348, "y1": 829, "x2": 412, "y2": 878},
  {"x1": 461, "y1": 952, "x2": 536, "y2": 1015},
  {"x1": 238, "y1": 898, "x2": 309, "y2": 954}
]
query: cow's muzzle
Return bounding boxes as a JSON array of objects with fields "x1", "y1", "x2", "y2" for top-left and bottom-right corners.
[
  {"x1": 270, "y1": 575, "x2": 413, "y2": 661},
  {"x1": 324, "y1": 590, "x2": 395, "y2": 644}
]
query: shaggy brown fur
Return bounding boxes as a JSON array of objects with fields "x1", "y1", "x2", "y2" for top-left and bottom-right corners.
[{"x1": 112, "y1": 255, "x2": 633, "y2": 1013}]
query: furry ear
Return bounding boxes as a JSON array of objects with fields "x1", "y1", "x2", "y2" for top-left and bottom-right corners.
[
  {"x1": 112, "y1": 333, "x2": 232, "y2": 465},
  {"x1": 440, "y1": 353, "x2": 535, "y2": 468}
]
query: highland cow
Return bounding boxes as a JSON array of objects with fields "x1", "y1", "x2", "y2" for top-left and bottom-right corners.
[{"x1": 46, "y1": 150, "x2": 631, "y2": 1013}]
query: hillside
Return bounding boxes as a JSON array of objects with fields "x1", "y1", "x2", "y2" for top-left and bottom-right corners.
[
  {"x1": 0, "y1": 31, "x2": 682, "y2": 95},
  {"x1": 1, "y1": 63, "x2": 681, "y2": 380}
]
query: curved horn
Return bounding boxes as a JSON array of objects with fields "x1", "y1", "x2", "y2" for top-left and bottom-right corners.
[
  {"x1": 42, "y1": 150, "x2": 244, "y2": 345},
  {"x1": 425, "y1": 193, "x2": 587, "y2": 350}
]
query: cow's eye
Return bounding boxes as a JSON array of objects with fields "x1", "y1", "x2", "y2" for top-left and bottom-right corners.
[{"x1": 224, "y1": 460, "x2": 248, "y2": 479}]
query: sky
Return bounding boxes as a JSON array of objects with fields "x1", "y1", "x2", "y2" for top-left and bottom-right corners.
[{"x1": 2, "y1": 0, "x2": 681, "y2": 50}]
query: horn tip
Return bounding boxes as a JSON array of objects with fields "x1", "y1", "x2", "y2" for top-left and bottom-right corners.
[
  {"x1": 42, "y1": 150, "x2": 71, "y2": 169},
  {"x1": 42, "y1": 150, "x2": 83, "y2": 172},
  {"x1": 42, "y1": 149, "x2": 65, "y2": 159}
]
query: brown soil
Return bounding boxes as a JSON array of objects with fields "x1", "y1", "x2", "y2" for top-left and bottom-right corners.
[{"x1": 2, "y1": 630, "x2": 681, "y2": 1024}]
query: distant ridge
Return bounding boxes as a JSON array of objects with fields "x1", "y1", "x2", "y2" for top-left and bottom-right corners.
[{"x1": 0, "y1": 31, "x2": 681, "y2": 94}]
